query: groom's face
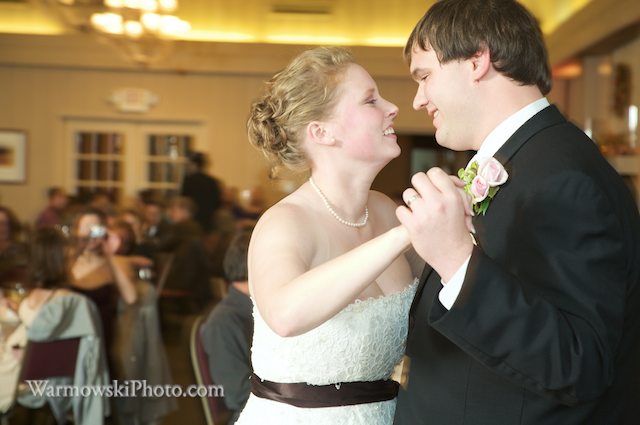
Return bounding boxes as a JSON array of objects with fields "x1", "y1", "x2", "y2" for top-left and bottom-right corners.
[{"x1": 409, "y1": 45, "x2": 477, "y2": 151}]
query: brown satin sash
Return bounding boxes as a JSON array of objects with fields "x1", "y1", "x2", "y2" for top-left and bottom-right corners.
[{"x1": 250, "y1": 373, "x2": 399, "y2": 408}]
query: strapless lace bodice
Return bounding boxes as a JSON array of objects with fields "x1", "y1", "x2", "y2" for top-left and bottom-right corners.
[{"x1": 236, "y1": 279, "x2": 418, "y2": 425}]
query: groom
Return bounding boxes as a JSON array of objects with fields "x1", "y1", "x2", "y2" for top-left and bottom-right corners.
[{"x1": 394, "y1": 1, "x2": 640, "y2": 424}]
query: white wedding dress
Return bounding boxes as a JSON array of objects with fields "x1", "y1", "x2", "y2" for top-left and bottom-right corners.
[{"x1": 236, "y1": 278, "x2": 418, "y2": 425}]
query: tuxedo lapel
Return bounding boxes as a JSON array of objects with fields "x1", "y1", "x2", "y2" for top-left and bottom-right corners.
[
  {"x1": 409, "y1": 264, "x2": 433, "y2": 332},
  {"x1": 472, "y1": 105, "x2": 567, "y2": 234},
  {"x1": 494, "y1": 105, "x2": 566, "y2": 165},
  {"x1": 412, "y1": 106, "x2": 568, "y2": 331}
]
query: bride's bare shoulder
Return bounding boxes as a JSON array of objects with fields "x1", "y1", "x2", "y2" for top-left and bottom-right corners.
[
  {"x1": 252, "y1": 195, "x2": 313, "y2": 240},
  {"x1": 249, "y1": 194, "x2": 317, "y2": 267}
]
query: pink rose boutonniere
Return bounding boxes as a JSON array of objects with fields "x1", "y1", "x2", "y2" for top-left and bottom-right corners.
[{"x1": 458, "y1": 157, "x2": 509, "y2": 216}]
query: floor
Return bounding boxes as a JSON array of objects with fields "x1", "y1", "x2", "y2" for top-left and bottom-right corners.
[{"x1": 161, "y1": 313, "x2": 207, "y2": 425}]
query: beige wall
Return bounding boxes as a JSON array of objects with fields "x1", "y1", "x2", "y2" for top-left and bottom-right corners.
[
  {"x1": 0, "y1": 35, "x2": 432, "y2": 223},
  {"x1": 3, "y1": 27, "x2": 639, "y2": 223},
  {"x1": 558, "y1": 35, "x2": 640, "y2": 142}
]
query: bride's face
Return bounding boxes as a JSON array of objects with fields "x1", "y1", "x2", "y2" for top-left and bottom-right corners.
[{"x1": 329, "y1": 64, "x2": 400, "y2": 165}]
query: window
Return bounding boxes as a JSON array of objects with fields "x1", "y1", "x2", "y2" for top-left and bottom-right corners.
[
  {"x1": 145, "y1": 133, "x2": 194, "y2": 201},
  {"x1": 64, "y1": 119, "x2": 205, "y2": 206}
]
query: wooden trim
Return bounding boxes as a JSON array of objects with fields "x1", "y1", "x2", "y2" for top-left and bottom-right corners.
[{"x1": 547, "y1": 0, "x2": 640, "y2": 66}]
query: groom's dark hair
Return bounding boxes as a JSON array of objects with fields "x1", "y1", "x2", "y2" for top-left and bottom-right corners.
[{"x1": 404, "y1": 0, "x2": 551, "y2": 95}]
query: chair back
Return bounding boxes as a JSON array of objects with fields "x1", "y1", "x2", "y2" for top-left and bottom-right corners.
[
  {"x1": 190, "y1": 315, "x2": 231, "y2": 425},
  {"x1": 20, "y1": 338, "x2": 81, "y2": 381},
  {"x1": 12, "y1": 336, "x2": 82, "y2": 423},
  {"x1": 15, "y1": 293, "x2": 110, "y2": 425},
  {"x1": 154, "y1": 253, "x2": 175, "y2": 293}
]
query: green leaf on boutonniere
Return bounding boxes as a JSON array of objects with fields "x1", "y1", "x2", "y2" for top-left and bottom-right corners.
[
  {"x1": 475, "y1": 199, "x2": 490, "y2": 215},
  {"x1": 459, "y1": 157, "x2": 508, "y2": 216}
]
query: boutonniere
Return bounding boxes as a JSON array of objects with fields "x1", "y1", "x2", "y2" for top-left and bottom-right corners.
[{"x1": 458, "y1": 157, "x2": 509, "y2": 216}]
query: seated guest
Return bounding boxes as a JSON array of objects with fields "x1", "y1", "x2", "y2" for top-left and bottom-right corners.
[
  {"x1": 141, "y1": 200, "x2": 171, "y2": 251},
  {"x1": 0, "y1": 227, "x2": 73, "y2": 413},
  {"x1": 159, "y1": 197, "x2": 213, "y2": 313},
  {"x1": 109, "y1": 219, "x2": 155, "y2": 286},
  {"x1": 18, "y1": 292, "x2": 110, "y2": 425},
  {"x1": 69, "y1": 208, "x2": 137, "y2": 371},
  {"x1": 110, "y1": 219, "x2": 154, "y2": 261},
  {"x1": 109, "y1": 219, "x2": 137, "y2": 257},
  {"x1": 118, "y1": 210, "x2": 148, "y2": 254},
  {"x1": 204, "y1": 209, "x2": 237, "y2": 279},
  {"x1": 0, "y1": 206, "x2": 29, "y2": 287},
  {"x1": 165, "y1": 196, "x2": 203, "y2": 240},
  {"x1": 35, "y1": 187, "x2": 69, "y2": 230},
  {"x1": 88, "y1": 191, "x2": 114, "y2": 217},
  {"x1": 231, "y1": 187, "x2": 265, "y2": 230},
  {"x1": 201, "y1": 230, "x2": 254, "y2": 424}
]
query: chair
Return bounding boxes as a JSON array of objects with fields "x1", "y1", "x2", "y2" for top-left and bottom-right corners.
[
  {"x1": 190, "y1": 315, "x2": 231, "y2": 425},
  {"x1": 11, "y1": 338, "x2": 81, "y2": 424},
  {"x1": 154, "y1": 252, "x2": 175, "y2": 294},
  {"x1": 19, "y1": 338, "x2": 81, "y2": 382},
  {"x1": 156, "y1": 251, "x2": 194, "y2": 311},
  {"x1": 16, "y1": 293, "x2": 110, "y2": 425}
]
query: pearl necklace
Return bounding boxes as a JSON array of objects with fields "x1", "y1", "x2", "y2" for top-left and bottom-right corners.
[{"x1": 309, "y1": 177, "x2": 369, "y2": 228}]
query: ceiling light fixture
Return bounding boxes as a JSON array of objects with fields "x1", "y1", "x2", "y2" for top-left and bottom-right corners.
[{"x1": 45, "y1": 0, "x2": 191, "y2": 66}]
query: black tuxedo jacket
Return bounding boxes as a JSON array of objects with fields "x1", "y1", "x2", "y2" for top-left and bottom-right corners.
[{"x1": 394, "y1": 106, "x2": 640, "y2": 425}]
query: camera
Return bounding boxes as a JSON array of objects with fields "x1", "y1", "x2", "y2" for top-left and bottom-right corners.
[
  {"x1": 138, "y1": 267, "x2": 155, "y2": 281},
  {"x1": 88, "y1": 224, "x2": 107, "y2": 239}
]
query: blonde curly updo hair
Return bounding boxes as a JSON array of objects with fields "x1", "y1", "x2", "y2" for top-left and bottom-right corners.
[{"x1": 248, "y1": 46, "x2": 355, "y2": 176}]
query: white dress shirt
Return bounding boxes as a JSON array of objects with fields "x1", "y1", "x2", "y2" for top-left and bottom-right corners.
[{"x1": 438, "y1": 97, "x2": 550, "y2": 309}]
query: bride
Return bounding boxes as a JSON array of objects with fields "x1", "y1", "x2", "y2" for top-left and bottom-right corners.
[{"x1": 236, "y1": 46, "x2": 422, "y2": 425}]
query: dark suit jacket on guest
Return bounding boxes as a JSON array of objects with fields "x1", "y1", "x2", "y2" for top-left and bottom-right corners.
[
  {"x1": 181, "y1": 171, "x2": 222, "y2": 233},
  {"x1": 395, "y1": 105, "x2": 640, "y2": 425},
  {"x1": 160, "y1": 219, "x2": 213, "y2": 312}
]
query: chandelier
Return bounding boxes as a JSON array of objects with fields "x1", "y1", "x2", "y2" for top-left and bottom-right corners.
[
  {"x1": 89, "y1": 0, "x2": 190, "y2": 38},
  {"x1": 45, "y1": 0, "x2": 191, "y2": 66}
]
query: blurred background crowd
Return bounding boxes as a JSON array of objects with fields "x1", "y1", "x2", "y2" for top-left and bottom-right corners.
[{"x1": 0, "y1": 151, "x2": 262, "y2": 425}]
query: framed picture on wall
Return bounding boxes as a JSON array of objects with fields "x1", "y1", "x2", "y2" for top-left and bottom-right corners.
[{"x1": 0, "y1": 130, "x2": 27, "y2": 183}]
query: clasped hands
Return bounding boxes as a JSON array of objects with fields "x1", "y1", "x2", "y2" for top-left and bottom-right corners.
[{"x1": 396, "y1": 167, "x2": 475, "y2": 282}]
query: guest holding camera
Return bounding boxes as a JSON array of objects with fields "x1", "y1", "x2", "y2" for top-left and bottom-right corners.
[{"x1": 69, "y1": 208, "x2": 138, "y2": 373}]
